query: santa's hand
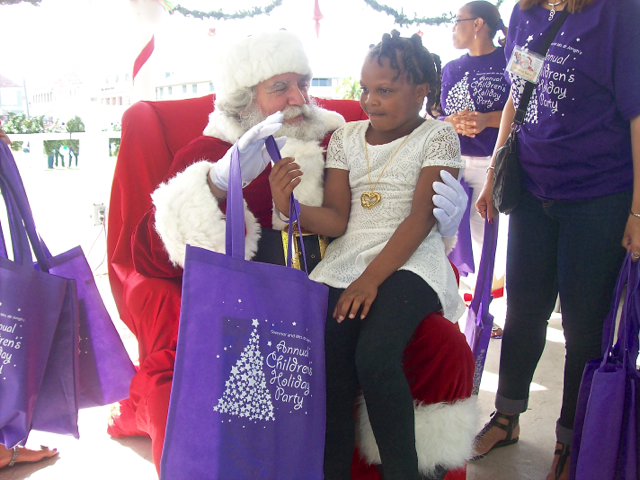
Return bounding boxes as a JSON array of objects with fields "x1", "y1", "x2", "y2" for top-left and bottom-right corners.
[
  {"x1": 209, "y1": 112, "x2": 286, "y2": 190},
  {"x1": 433, "y1": 170, "x2": 468, "y2": 238}
]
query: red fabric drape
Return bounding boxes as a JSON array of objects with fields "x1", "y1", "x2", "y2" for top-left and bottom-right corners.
[{"x1": 132, "y1": 35, "x2": 155, "y2": 83}]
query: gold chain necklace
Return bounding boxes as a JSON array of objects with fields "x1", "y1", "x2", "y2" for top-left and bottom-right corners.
[
  {"x1": 547, "y1": 0, "x2": 566, "y2": 21},
  {"x1": 361, "y1": 133, "x2": 411, "y2": 209}
]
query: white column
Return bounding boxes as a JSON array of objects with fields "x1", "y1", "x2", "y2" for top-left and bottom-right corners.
[{"x1": 129, "y1": 0, "x2": 167, "y2": 102}]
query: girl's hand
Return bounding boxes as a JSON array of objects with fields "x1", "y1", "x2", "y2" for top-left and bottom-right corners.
[
  {"x1": 475, "y1": 170, "x2": 498, "y2": 221},
  {"x1": 333, "y1": 276, "x2": 378, "y2": 322},
  {"x1": 269, "y1": 156, "x2": 302, "y2": 218},
  {"x1": 622, "y1": 215, "x2": 640, "y2": 262}
]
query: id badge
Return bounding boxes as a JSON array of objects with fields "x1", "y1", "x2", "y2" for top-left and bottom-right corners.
[{"x1": 507, "y1": 46, "x2": 545, "y2": 84}]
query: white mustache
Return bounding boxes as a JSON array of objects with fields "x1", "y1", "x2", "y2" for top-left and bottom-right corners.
[{"x1": 282, "y1": 105, "x2": 310, "y2": 120}]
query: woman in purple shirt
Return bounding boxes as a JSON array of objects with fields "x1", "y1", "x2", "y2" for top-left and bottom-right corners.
[
  {"x1": 441, "y1": 1, "x2": 509, "y2": 278},
  {"x1": 474, "y1": 0, "x2": 640, "y2": 478},
  {"x1": 440, "y1": 2, "x2": 509, "y2": 329}
]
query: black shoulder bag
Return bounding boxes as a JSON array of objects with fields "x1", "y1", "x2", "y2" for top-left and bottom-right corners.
[{"x1": 492, "y1": 8, "x2": 569, "y2": 214}]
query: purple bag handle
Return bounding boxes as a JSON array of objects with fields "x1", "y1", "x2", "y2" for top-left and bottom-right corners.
[
  {"x1": 0, "y1": 173, "x2": 30, "y2": 263},
  {"x1": 265, "y1": 136, "x2": 309, "y2": 272},
  {"x1": 617, "y1": 255, "x2": 640, "y2": 363},
  {"x1": 469, "y1": 217, "x2": 499, "y2": 321},
  {"x1": 0, "y1": 142, "x2": 50, "y2": 270},
  {"x1": 224, "y1": 136, "x2": 309, "y2": 272},
  {"x1": 224, "y1": 144, "x2": 245, "y2": 260},
  {"x1": 599, "y1": 252, "x2": 640, "y2": 367},
  {"x1": 0, "y1": 144, "x2": 29, "y2": 261},
  {"x1": 623, "y1": 260, "x2": 640, "y2": 358},
  {"x1": 0, "y1": 219, "x2": 6, "y2": 258},
  {"x1": 601, "y1": 253, "x2": 633, "y2": 357}
]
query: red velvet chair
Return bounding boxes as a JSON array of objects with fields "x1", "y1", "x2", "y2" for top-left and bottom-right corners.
[{"x1": 107, "y1": 94, "x2": 475, "y2": 479}]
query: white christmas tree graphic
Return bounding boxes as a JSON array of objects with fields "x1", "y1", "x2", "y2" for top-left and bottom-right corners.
[
  {"x1": 213, "y1": 319, "x2": 275, "y2": 421},
  {"x1": 446, "y1": 72, "x2": 475, "y2": 114}
]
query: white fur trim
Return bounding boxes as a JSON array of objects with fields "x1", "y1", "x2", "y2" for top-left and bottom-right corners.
[
  {"x1": 321, "y1": 108, "x2": 346, "y2": 134},
  {"x1": 271, "y1": 138, "x2": 326, "y2": 230},
  {"x1": 213, "y1": 30, "x2": 311, "y2": 107},
  {"x1": 152, "y1": 161, "x2": 261, "y2": 267},
  {"x1": 202, "y1": 110, "x2": 246, "y2": 145},
  {"x1": 356, "y1": 396, "x2": 478, "y2": 476}
]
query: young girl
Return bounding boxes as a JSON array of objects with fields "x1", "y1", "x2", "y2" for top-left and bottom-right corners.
[{"x1": 270, "y1": 31, "x2": 465, "y2": 480}]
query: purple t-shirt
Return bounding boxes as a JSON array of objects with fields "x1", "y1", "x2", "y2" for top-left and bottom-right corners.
[
  {"x1": 441, "y1": 48, "x2": 509, "y2": 157},
  {"x1": 505, "y1": 0, "x2": 640, "y2": 201}
]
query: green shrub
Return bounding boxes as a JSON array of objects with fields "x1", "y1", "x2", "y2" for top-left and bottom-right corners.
[
  {"x1": 2, "y1": 113, "x2": 46, "y2": 134},
  {"x1": 66, "y1": 115, "x2": 85, "y2": 133}
]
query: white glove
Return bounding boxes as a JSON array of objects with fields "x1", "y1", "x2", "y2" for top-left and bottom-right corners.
[
  {"x1": 209, "y1": 112, "x2": 287, "y2": 190},
  {"x1": 432, "y1": 170, "x2": 469, "y2": 238}
]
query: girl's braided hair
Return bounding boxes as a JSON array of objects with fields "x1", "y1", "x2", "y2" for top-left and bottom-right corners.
[{"x1": 367, "y1": 30, "x2": 442, "y2": 118}]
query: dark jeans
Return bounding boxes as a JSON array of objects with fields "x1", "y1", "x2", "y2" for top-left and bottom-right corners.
[
  {"x1": 323, "y1": 270, "x2": 441, "y2": 480},
  {"x1": 496, "y1": 188, "x2": 631, "y2": 445}
]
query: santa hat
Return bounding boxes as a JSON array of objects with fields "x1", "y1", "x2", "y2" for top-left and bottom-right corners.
[{"x1": 213, "y1": 30, "x2": 312, "y2": 107}]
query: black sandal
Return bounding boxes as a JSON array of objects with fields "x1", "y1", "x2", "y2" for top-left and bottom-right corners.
[
  {"x1": 554, "y1": 443, "x2": 570, "y2": 479},
  {"x1": 471, "y1": 410, "x2": 519, "y2": 460}
]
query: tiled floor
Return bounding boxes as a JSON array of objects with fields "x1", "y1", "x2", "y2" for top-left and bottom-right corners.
[{"x1": 1, "y1": 152, "x2": 568, "y2": 479}]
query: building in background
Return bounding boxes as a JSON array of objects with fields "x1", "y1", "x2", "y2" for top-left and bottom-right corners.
[
  {"x1": 0, "y1": 74, "x2": 27, "y2": 116},
  {"x1": 155, "y1": 71, "x2": 215, "y2": 101},
  {"x1": 27, "y1": 71, "x2": 133, "y2": 130},
  {"x1": 154, "y1": 71, "x2": 343, "y2": 102}
]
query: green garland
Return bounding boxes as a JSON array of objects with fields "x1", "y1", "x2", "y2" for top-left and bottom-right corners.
[
  {"x1": 0, "y1": 0, "x2": 41, "y2": 4},
  {"x1": 362, "y1": 0, "x2": 454, "y2": 27},
  {"x1": 363, "y1": 0, "x2": 506, "y2": 27},
  {"x1": 170, "y1": 0, "x2": 282, "y2": 20},
  {"x1": 0, "y1": 0, "x2": 505, "y2": 23}
]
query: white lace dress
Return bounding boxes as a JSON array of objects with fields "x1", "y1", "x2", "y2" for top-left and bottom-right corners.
[{"x1": 309, "y1": 119, "x2": 466, "y2": 322}]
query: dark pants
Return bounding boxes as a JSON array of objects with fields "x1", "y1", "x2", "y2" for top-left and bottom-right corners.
[
  {"x1": 496, "y1": 188, "x2": 631, "y2": 445},
  {"x1": 323, "y1": 270, "x2": 441, "y2": 480}
]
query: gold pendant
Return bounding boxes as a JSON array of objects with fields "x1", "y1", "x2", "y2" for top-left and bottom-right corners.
[{"x1": 361, "y1": 191, "x2": 381, "y2": 209}]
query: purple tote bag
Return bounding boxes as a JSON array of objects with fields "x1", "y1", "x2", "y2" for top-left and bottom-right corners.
[
  {"x1": 0, "y1": 142, "x2": 78, "y2": 445},
  {"x1": 0, "y1": 143, "x2": 135, "y2": 409},
  {"x1": 161, "y1": 139, "x2": 328, "y2": 480},
  {"x1": 464, "y1": 216, "x2": 498, "y2": 395},
  {"x1": 570, "y1": 253, "x2": 640, "y2": 480},
  {"x1": 45, "y1": 246, "x2": 135, "y2": 408}
]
